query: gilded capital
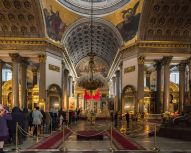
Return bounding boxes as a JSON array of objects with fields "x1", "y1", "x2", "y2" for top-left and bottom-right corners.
[
  {"x1": 20, "y1": 57, "x2": 29, "y2": 66},
  {"x1": 38, "y1": 54, "x2": 46, "y2": 63},
  {"x1": 162, "y1": 56, "x2": 172, "y2": 65},
  {"x1": 32, "y1": 67, "x2": 38, "y2": 76},
  {"x1": 146, "y1": 71, "x2": 151, "y2": 77},
  {"x1": 9, "y1": 53, "x2": 20, "y2": 62},
  {"x1": 137, "y1": 56, "x2": 145, "y2": 65},
  {"x1": 115, "y1": 70, "x2": 120, "y2": 77}
]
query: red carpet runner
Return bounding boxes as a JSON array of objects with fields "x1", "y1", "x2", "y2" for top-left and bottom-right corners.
[
  {"x1": 29, "y1": 129, "x2": 72, "y2": 149},
  {"x1": 107, "y1": 129, "x2": 145, "y2": 150}
]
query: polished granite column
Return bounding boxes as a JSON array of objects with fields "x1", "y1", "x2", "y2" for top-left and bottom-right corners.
[
  {"x1": 0, "y1": 60, "x2": 4, "y2": 104},
  {"x1": 155, "y1": 60, "x2": 162, "y2": 114},
  {"x1": 38, "y1": 54, "x2": 47, "y2": 110},
  {"x1": 63, "y1": 69, "x2": 69, "y2": 110},
  {"x1": 112, "y1": 76, "x2": 116, "y2": 97},
  {"x1": 32, "y1": 67, "x2": 38, "y2": 86},
  {"x1": 9, "y1": 53, "x2": 20, "y2": 107},
  {"x1": 188, "y1": 59, "x2": 191, "y2": 105},
  {"x1": 20, "y1": 58, "x2": 28, "y2": 108},
  {"x1": 115, "y1": 70, "x2": 120, "y2": 112},
  {"x1": 146, "y1": 71, "x2": 151, "y2": 89},
  {"x1": 69, "y1": 76, "x2": 73, "y2": 97},
  {"x1": 137, "y1": 56, "x2": 145, "y2": 113},
  {"x1": 179, "y1": 62, "x2": 186, "y2": 112},
  {"x1": 162, "y1": 56, "x2": 172, "y2": 112}
]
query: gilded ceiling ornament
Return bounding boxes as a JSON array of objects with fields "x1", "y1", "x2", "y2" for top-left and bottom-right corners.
[
  {"x1": 24, "y1": 1, "x2": 31, "y2": 9},
  {"x1": 0, "y1": 13, "x2": 5, "y2": 21},
  {"x1": 137, "y1": 56, "x2": 145, "y2": 65},
  {"x1": 8, "y1": 13, "x2": 15, "y2": 21},
  {"x1": 14, "y1": 0, "x2": 21, "y2": 9},
  {"x1": 3, "y1": 0, "x2": 11, "y2": 9}
]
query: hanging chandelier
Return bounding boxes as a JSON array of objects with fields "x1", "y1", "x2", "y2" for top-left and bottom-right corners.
[{"x1": 77, "y1": 0, "x2": 105, "y2": 91}]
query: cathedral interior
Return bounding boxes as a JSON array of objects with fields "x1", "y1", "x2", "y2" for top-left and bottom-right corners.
[{"x1": 0, "y1": 0, "x2": 191, "y2": 152}]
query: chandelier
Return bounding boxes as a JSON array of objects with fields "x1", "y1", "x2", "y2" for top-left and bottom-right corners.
[{"x1": 77, "y1": 0, "x2": 105, "y2": 91}]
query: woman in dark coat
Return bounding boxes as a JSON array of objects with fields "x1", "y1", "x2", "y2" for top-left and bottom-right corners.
[{"x1": 0, "y1": 104, "x2": 12, "y2": 153}]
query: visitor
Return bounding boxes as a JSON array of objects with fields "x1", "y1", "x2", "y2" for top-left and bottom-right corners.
[
  {"x1": 44, "y1": 112, "x2": 51, "y2": 134},
  {"x1": 0, "y1": 104, "x2": 12, "y2": 153},
  {"x1": 10, "y1": 107, "x2": 25, "y2": 145},
  {"x1": 125, "y1": 112, "x2": 130, "y2": 127},
  {"x1": 32, "y1": 107, "x2": 43, "y2": 136},
  {"x1": 114, "y1": 111, "x2": 118, "y2": 127}
]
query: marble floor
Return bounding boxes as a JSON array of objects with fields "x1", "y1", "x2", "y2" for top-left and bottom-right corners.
[{"x1": 4, "y1": 120, "x2": 191, "y2": 153}]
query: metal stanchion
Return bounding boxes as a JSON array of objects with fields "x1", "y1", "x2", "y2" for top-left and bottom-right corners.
[
  {"x1": 152, "y1": 124, "x2": 160, "y2": 152},
  {"x1": 60, "y1": 123, "x2": 67, "y2": 152},
  {"x1": 16, "y1": 122, "x2": 19, "y2": 152},
  {"x1": 109, "y1": 121, "x2": 114, "y2": 152}
]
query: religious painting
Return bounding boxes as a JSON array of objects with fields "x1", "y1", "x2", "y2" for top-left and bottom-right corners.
[
  {"x1": 43, "y1": 7, "x2": 66, "y2": 41},
  {"x1": 116, "y1": 1, "x2": 140, "y2": 42},
  {"x1": 75, "y1": 56, "x2": 109, "y2": 77}
]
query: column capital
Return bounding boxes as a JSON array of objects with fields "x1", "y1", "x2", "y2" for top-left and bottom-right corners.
[
  {"x1": 154, "y1": 60, "x2": 162, "y2": 70},
  {"x1": 38, "y1": 54, "x2": 46, "y2": 63},
  {"x1": 115, "y1": 70, "x2": 120, "y2": 77},
  {"x1": 137, "y1": 56, "x2": 145, "y2": 65},
  {"x1": 32, "y1": 67, "x2": 38, "y2": 75},
  {"x1": 9, "y1": 53, "x2": 20, "y2": 62},
  {"x1": 162, "y1": 56, "x2": 172, "y2": 65},
  {"x1": 179, "y1": 62, "x2": 186, "y2": 71},
  {"x1": 112, "y1": 76, "x2": 116, "y2": 81},
  {"x1": 64, "y1": 69, "x2": 69, "y2": 77},
  {"x1": 146, "y1": 71, "x2": 151, "y2": 77},
  {"x1": 20, "y1": 57, "x2": 29, "y2": 66}
]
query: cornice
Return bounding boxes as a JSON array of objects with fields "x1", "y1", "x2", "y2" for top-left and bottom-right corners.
[
  {"x1": 0, "y1": 37, "x2": 77, "y2": 78},
  {"x1": 108, "y1": 40, "x2": 191, "y2": 79}
]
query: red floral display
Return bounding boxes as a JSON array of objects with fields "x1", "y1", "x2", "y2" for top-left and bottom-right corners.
[{"x1": 84, "y1": 89, "x2": 101, "y2": 102}]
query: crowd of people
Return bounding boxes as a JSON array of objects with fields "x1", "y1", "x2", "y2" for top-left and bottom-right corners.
[{"x1": 0, "y1": 104, "x2": 82, "y2": 153}]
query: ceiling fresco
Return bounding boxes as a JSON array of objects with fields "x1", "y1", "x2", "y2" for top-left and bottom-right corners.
[
  {"x1": 41, "y1": 0, "x2": 81, "y2": 41},
  {"x1": 104, "y1": 0, "x2": 143, "y2": 43}
]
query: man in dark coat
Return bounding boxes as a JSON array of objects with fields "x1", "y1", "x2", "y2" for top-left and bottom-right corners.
[
  {"x1": 9, "y1": 107, "x2": 25, "y2": 145},
  {"x1": 125, "y1": 112, "x2": 130, "y2": 127}
]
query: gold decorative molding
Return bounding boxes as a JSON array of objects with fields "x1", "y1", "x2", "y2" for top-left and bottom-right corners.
[
  {"x1": 38, "y1": 54, "x2": 46, "y2": 63},
  {"x1": 138, "y1": 56, "x2": 145, "y2": 65},
  {"x1": 49, "y1": 64, "x2": 60, "y2": 72},
  {"x1": 124, "y1": 66, "x2": 136, "y2": 74}
]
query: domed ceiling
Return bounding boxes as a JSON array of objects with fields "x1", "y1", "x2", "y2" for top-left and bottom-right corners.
[{"x1": 58, "y1": 0, "x2": 131, "y2": 16}]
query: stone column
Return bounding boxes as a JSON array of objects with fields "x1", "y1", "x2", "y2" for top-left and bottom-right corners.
[
  {"x1": 115, "y1": 70, "x2": 120, "y2": 112},
  {"x1": 63, "y1": 69, "x2": 69, "y2": 110},
  {"x1": 68, "y1": 76, "x2": 73, "y2": 97},
  {"x1": 32, "y1": 67, "x2": 38, "y2": 86},
  {"x1": 188, "y1": 59, "x2": 191, "y2": 105},
  {"x1": 162, "y1": 56, "x2": 172, "y2": 112},
  {"x1": 119, "y1": 62, "x2": 123, "y2": 113},
  {"x1": 9, "y1": 53, "x2": 20, "y2": 107},
  {"x1": 137, "y1": 56, "x2": 145, "y2": 113},
  {"x1": 38, "y1": 54, "x2": 47, "y2": 110},
  {"x1": 0, "y1": 60, "x2": 4, "y2": 104},
  {"x1": 76, "y1": 93, "x2": 80, "y2": 108},
  {"x1": 20, "y1": 58, "x2": 28, "y2": 108},
  {"x1": 61, "y1": 61, "x2": 65, "y2": 110},
  {"x1": 155, "y1": 61, "x2": 162, "y2": 113},
  {"x1": 179, "y1": 63, "x2": 186, "y2": 112},
  {"x1": 146, "y1": 71, "x2": 151, "y2": 89},
  {"x1": 112, "y1": 77, "x2": 116, "y2": 97}
]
